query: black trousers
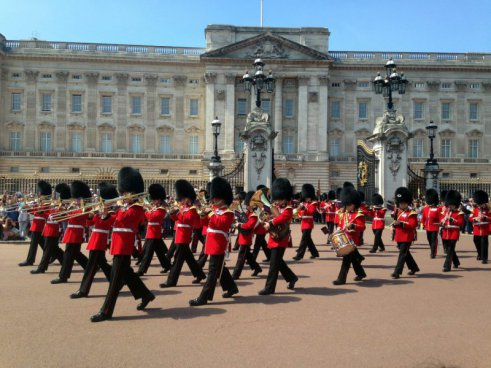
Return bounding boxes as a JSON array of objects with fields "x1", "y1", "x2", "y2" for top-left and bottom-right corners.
[
  {"x1": 59, "y1": 243, "x2": 89, "y2": 280},
  {"x1": 24, "y1": 231, "x2": 44, "y2": 264},
  {"x1": 100, "y1": 255, "x2": 153, "y2": 317},
  {"x1": 79, "y1": 250, "x2": 112, "y2": 295},
  {"x1": 394, "y1": 242, "x2": 419, "y2": 275},
  {"x1": 336, "y1": 250, "x2": 366, "y2": 282},
  {"x1": 138, "y1": 238, "x2": 171, "y2": 274},
  {"x1": 197, "y1": 236, "x2": 208, "y2": 268},
  {"x1": 232, "y1": 245, "x2": 261, "y2": 279},
  {"x1": 167, "y1": 239, "x2": 176, "y2": 261},
  {"x1": 196, "y1": 254, "x2": 237, "y2": 301},
  {"x1": 371, "y1": 229, "x2": 385, "y2": 252},
  {"x1": 191, "y1": 229, "x2": 205, "y2": 253},
  {"x1": 442, "y1": 239, "x2": 460, "y2": 270},
  {"x1": 166, "y1": 243, "x2": 205, "y2": 286},
  {"x1": 473, "y1": 235, "x2": 488, "y2": 261},
  {"x1": 252, "y1": 234, "x2": 271, "y2": 262},
  {"x1": 263, "y1": 247, "x2": 297, "y2": 293},
  {"x1": 326, "y1": 222, "x2": 335, "y2": 243},
  {"x1": 37, "y1": 236, "x2": 64, "y2": 272},
  {"x1": 296, "y1": 229, "x2": 319, "y2": 258},
  {"x1": 426, "y1": 231, "x2": 438, "y2": 257}
]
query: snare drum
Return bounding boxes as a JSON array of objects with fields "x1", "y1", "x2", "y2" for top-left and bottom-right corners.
[{"x1": 329, "y1": 229, "x2": 356, "y2": 257}]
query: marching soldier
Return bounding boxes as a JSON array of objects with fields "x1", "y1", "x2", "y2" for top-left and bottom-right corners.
[
  {"x1": 440, "y1": 190, "x2": 464, "y2": 272},
  {"x1": 293, "y1": 183, "x2": 320, "y2": 260},
  {"x1": 470, "y1": 190, "x2": 489, "y2": 264},
  {"x1": 324, "y1": 190, "x2": 337, "y2": 244},
  {"x1": 368, "y1": 193, "x2": 387, "y2": 253},
  {"x1": 421, "y1": 189, "x2": 441, "y2": 258}
]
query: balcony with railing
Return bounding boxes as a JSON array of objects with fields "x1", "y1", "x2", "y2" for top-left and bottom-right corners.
[{"x1": 328, "y1": 51, "x2": 491, "y2": 64}]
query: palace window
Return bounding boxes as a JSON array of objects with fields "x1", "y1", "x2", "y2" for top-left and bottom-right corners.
[
  {"x1": 414, "y1": 83, "x2": 425, "y2": 89},
  {"x1": 130, "y1": 134, "x2": 143, "y2": 153},
  {"x1": 41, "y1": 94, "x2": 52, "y2": 112},
  {"x1": 40, "y1": 131, "x2": 52, "y2": 152},
  {"x1": 330, "y1": 101, "x2": 341, "y2": 119},
  {"x1": 9, "y1": 132, "x2": 21, "y2": 151},
  {"x1": 413, "y1": 139, "x2": 424, "y2": 158},
  {"x1": 331, "y1": 82, "x2": 340, "y2": 87},
  {"x1": 10, "y1": 167, "x2": 19, "y2": 173},
  {"x1": 358, "y1": 102, "x2": 368, "y2": 120},
  {"x1": 441, "y1": 83, "x2": 452, "y2": 89},
  {"x1": 470, "y1": 83, "x2": 480, "y2": 89},
  {"x1": 235, "y1": 134, "x2": 244, "y2": 153},
  {"x1": 237, "y1": 98, "x2": 248, "y2": 116},
  {"x1": 159, "y1": 135, "x2": 172, "y2": 154},
  {"x1": 40, "y1": 167, "x2": 49, "y2": 173},
  {"x1": 70, "y1": 132, "x2": 82, "y2": 153},
  {"x1": 188, "y1": 135, "x2": 199, "y2": 154},
  {"x1": 414, "y1": 102, "x2": 424, "y2": 120},
  {"x1": 72, "y1": 94, "x2": 82, "y2": 113},
  {"x1": 100, "y1": 133, "x2": 112, "y2": 153},
  {"x1": 441, "y1": 139, "x2": 452, "y2": 158},
  {"x1": 160, "y1": 97, "x2": 171, "y2": 115},
  {"x1": 441, "y1": 102, "x2": 451, "y2": 120},
  {"x1": 131, "y1": 77, "x2": 142, "y2": 82},
  {"x1": 72, "y1": 75, "x2": 81, "y2": 80},
  {"x1": 358, "y1": 82, "x2": 369, "y2": 88},
  {"x1": 284, "y1": 99, "x2": 294, "y2": 118},
  {"x1": 469, "y1": 103, "x2": 479, "y2": 120},
  {"x1": 262, "y1": 99, "x2": 271, "y2": 114},
  {"x1": 42, "y1": 74, "x2": 52, "y2": 79},
  {"x1": 190, "y1": 99, "x2": 199, "y2": 116},
  {"x1": 189, "y1": 79, "x2": 200, "y2": 84},
  {"x1": 469, "y1": 139, "x2": 479, "y2": 158},
  {"x1": 131, "y1": 96, "x2": 142, "y2": 115},
  {"x1": 101, "y1": 96, "x2": 112, "y2": 114},
  {"x1": 329, "y1": 138, "x2": 340, "y2": 157},
  {"x1": 283, "y1": 135, "x2": 295, "y2": 154},
  {"x1": 11, "y1": 93, "x2": 21, "y2": 112},
  {"x1": 101, "y1": 75, "x2": 112, "y2": 81}
]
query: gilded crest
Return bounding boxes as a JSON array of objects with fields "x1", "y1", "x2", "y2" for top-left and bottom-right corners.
[{"x1": 358, "y1": 161, "x2": 369, "y2": 187}]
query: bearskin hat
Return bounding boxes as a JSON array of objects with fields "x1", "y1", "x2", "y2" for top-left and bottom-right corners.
[
  {"x1": 394, "y1": 187, "x2": 413, "y2": 205},
  {"x1": 320, "y1": 192, "x2": 327, "y2": 201},
  {"x1": 425, "y1": 189, "x2": 439, "y2": 206},
  {"x1": 55, "y1": 183, "x2": 71, "y2": 200},
  {"x1": 244, "y1": 190, "x2": 255, "y2": 207},
  {"x1": 117, "y1": 167, "x2": 144, "y2": 195},
  {"x1": 358, "y1": 190, "x2": 365, "y2": 203},
  {"x1": 372, "y1": 193, "x2": 384, "y2": 206},
  {"x1": 341, "y1": 187, "x2": 361, "y2": 208},
  {"x1": 271, "y1": 178, "x2": 293, "y2": 201},
  {"x1": 99, "y1": 183, "x2": 119, "y2": 200},
  {"x1": 472, "y1": 190, "x2": 489, "y2": 205},
  {"x1": 148, "y1": 183, "x2": 166, "y2": 201},
  {"x1": 343, "y1": 181, "x2": 355, "y2": 189},
  {"x1": 336, "y1": 187, "x2": 342, "y2": 199},
  {"x1": 71, "y1": 180, "x2": 91, "y2": 199},
  {"x1": 256, "y1": 184, "x2": 266, "y2": 191},
  {"x1": 37, "y1": 180, "x2": 52, "y2": 196},
  {"x1": 175, "y1": 179, "x2": 196, "y2": 202},
  {"x1": 445, "y1": 190, "x2": 462, "y2": 207},
  {"x1": 236, "y1": 190, "x2": 247, "y2": 201},
  {"x1": 210, "y1": 177, "x2": 233, "y2": 206},
  {"x1": 301, "y1": 183, "x2": 316, "y2": 200},
  {"x1": 327, "y1": 190, "x2": 336, "y2": 200}
]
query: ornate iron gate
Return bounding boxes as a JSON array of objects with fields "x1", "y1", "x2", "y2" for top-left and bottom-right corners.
[
  {"x1": 407, "y1": 166, "x2": 425, "y2": 199},
  {"x1": 356, "y1": 140, "x2": 376, "y2": 204},
  {"x1": 222, "y1": 154, "x2": 245, "y2": 193}
]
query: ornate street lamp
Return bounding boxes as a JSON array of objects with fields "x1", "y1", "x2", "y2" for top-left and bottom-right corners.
[
  {"x1": 211, "y1": 117, "x2": 221, "y2": 163},
  {"x1": 373, "y1": 58, "x2": 408, "y2": 112},
  {"x1": 426, "y1": 121, "x2": 438, "y2": 165},
  {"x1": 242, "y1": 58, "x2": 275, "y2": 108}
]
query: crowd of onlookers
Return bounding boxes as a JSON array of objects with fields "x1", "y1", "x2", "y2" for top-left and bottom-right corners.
[{"x1": 0, "y1": 192, "x2": 30, "y2": 241}]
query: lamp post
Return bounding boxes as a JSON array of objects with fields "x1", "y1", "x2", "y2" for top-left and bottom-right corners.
[
  {"x1": 208, "y1": 117, "x2": 223, "y2": 179},
  {"x1": 424, "y1": 120, "x2": 441, "y2": 191},
  {"x1": 373, "y1": 58, "x2": 408, "y2": 112},
  {"x1": 426, "y1": 121, "x2": 438, "y2": 165},
  {"x1": 242, "y1": 58, "x2": 275, "y2": 108}
]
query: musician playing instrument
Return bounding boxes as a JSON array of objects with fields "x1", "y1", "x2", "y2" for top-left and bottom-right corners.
[
  {"x1": 469, "y1": 190, "x2": 489, "y2": 264},
  {"x1": 368, "y1": 193, "x2": 387, "y2": 253},
  {"x1": 391, "y1": 187, "x2": 420, "y2": 279},
  {"x1": 190, "y1": 189, "x2": 207, "y2": 254},
  {"x1": 190, "y1": 177, "x2": 238, "y2": 306},
  {"x1": 137, "y1": 184, "x2": 171, "y2": 275},
  {"x1": 232, "y1": 191, "x2": 262, "y2": 279},
  {"x1": 323, "y1": 190, "x2": 337, "y2": 244},
  {"x1": 91, "y1": 167, "x2": 155, "y2": 322},
  {"x1": 19, "y1": 180, "x2": 51, "y2": 267},
  {"x1": 293, "y1": 183, "x2": 320, "y2": 260},
  {"x1": 440, "y1": 190, "x2": 464, "y2": 272},
  {"x1": 421, "y1": 189, "x2": 441, "y2": 258},
  {"x1": 258, "y1": 178, "x2": 298, "y2": 295},
  {"x1": 332, "y1": 187, "x2": 367, "y2": 285},
  {"x1": 250, "y1": 184, "x2": 271, "y2": 263},
  {"x1": 71, "y1": 183, "x2": 117, "y2": 298}
]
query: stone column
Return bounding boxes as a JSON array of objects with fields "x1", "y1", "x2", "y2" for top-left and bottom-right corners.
[
  {"x1": 55, "y1": 71, "x2": 69, "y2": 151},
  {"x1": 483, "y1": 82, "x2": 491, "y2": 158},
  {"x1": 224, "y1": 74, "x2": 236, "y2": 153},
  {"x1": 84, "y1": 72, "x2": 99, "y2": 151},
  {"x1": 115, "y1": 73, "x2": 129, "y2": 152},
  {"x1": 297, "y1": 76, "x2": 309, "y2": 153},
  {"x1": 273, "y1": 77, "x2": 283, "y2": 153},
  {"x1": 24, "y1": 70, "x2": 39, "y2": 150},
  {"x1": 343, "y1": 80, "x2": 357, "y2": 155},
  {"x1": 173, "y1": 75, "x2": 187, "y2": 153},
  {"x1": 204, "y1": 72, "x2": 216, "y2": 155},
  {"x1": 318, "y1": 75, "x2": 329, "y2": 159},
  {"x1": 144, "y1": 74, "x2": 158, "y2": 152},
  {"x1": 0, "y1": 69, "x2": 7, "y2": 149},
  {"x1": 454, "y1": 81, "x2": 467, "y2": 156}
]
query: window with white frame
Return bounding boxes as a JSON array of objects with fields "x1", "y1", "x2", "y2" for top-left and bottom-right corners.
[
  {"x1": 40, "y1": 131, "x2": 52, "y2": 152},
  {"x1": 235, "y1": 135, "x2": 244, "y2": 153},
  {"x1": 160, "y1": 97, "x2": 171, "y2": 115},
  {"x1": 72, "y1": 94, "x2": 82, "y2": 113},
  {"x1": 101, "y1": 96, "x2": 112, "y2": 114},
  {"x1": 11, "y1": 93, "x2": 21, "y2": 112},
  {"x1": 262, "y1": 99, "x2": 271, "y2": 114},
  {"x1": 131, "y1": 96, "x2": 142, "y2": 115},
  {"x1": 469, "y1": 103, "x2": 479, "y2": 120},
  {"x1": 413, "y1": 138, "x2": 424, "y2": 158},
  {"x1": 283, "y1": 135, "x2": 295, "y2": 154},
  {"x1": 9, "y1": 132, "x2": 21, "y2": 151},
  {"x1": 329, "y1": 138, "x2": 340, "y2": 157},
  {"x1": 469, "y1": 139, "x2": 479, "y2": 158},
  {"x1": 41, "y1": 94, "x2": 52, "y2": 112},
  {"x1": 414, "y1": 102, "x2": 424, "y2": 119},
  {"x1": 188, "y1": 135, "x2": 199, "y2": 154},
  {"x1": 100, "y1": 133, "x2": 112, "y2": 153},
  {"x1": 70, "y1": 132, "x2": 82, "y2": 153},
  {"x1": 190, "y1": 99, "x2": 199, "y2": 116},
  {"x1": 441, "y1": 139, "x2": 452, "y2": 158},
  {"x1": 441, "y1": 102, "x2": 451, "y2": 120},
  {"x1": 441, "y1": 83, "x2": 452, "y2": 89},
  {"x1": 159, "y1": 135, "x2": 172, "y2": 154},
  {"x1": 358, "y1": 102, "x2": 367, "y2": 119},
  {"x1": 237, "y1": 98, "x2": 247, "y2": 116},
  {"x1": 130, "y1": 134, "x2": 143, "y2": 153},
  {"x1": 284, "y1": 99, "x2": 294, "y2": 118},
  {"x1": 330, "y1": 101, "x2": 341, "y2": 119}
]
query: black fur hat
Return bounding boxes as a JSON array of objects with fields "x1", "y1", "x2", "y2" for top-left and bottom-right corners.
[
  {"x1": 473, "y1": 190, "x2": 489, "y2": 205},
  {"x1": 37, "y1": 180, "x2": 52, "y2": 196},
  {"x1": 99, "y1": 183, "x2": 119, "y2": 200},
  {"x1": 244, "y1": 190, "x2": 255, "y2": 207},
  {"x1": 210, "y1": 177, "x2": 233, "y2": 206},
  {"x1": 358, "y1": 190, "x2": 365, "y2": 203},
  {"x1": 395, "y1": 187, "x2": 413, "y2": 205},
  {"x1": 425, "y1": 189, "x2": 439, "y2": 206},
  {"x1": 237, "y1": 191, "x2": 246, "y2": 201},
  {"x1": 372, "y1": 193, "x2": 384, "y2": 206},
  {"x1": 327, "y1": 190, "x2": 336, "y2": 200},
  {"x1": 55, "y1": 183, "x2": 71, "y2": 200},
  {"x1": 445, "y1": 190, "x2": 462, "y2": 207},
  {"x1": 341, "y1": 187, "x2": 361, "y2": 208},
  {"x1": 118, "y1": 166, "x2": 144, "y2": 195},
  {"x1": 271, "y1": 178, "x2": 293, "y2": 201},
  {"x1": 320, "y1": 193, "x2": 327, "y2": 201},
  {"x1": 71, "y1": 180, "x2": 91, "y2": 199},
  {"x1": 301, "y1": 183, "x2": 316, "y2": 200},
  {"x1": 175, "y1": 179, "x2": 196, "y2": 202},
  {"x1": 343, "y1": 181, "x2": 355, "y2": 189},
  {"x1": 148, "y1": 183, "x2": 166, "y2": 201},
  {"x1": 256, "y1": 184, "x2": 266, "y2": 191}
]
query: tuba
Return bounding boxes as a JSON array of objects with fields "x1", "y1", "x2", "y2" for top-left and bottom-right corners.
[{"x1": 249, "y1": 188, "x2": 289, "y2": 241}]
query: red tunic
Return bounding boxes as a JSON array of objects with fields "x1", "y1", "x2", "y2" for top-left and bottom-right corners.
[
  {"x1": 86, "y1": 213, "x2": 116, "y2": 251},
  {"x1": 441, "y1": 209, "x2": 464, "y2": 240},
  {"x1": 325, "y1": 201, "x2": 337, "y2": 223},
  {"x1": 469, "y1": 207, "x2": 490, "y2": 236},
  {"x1": 368, "y1": 207, "x2": 387, "y2": 230},
  {"x1": 62, "y1": 210, "x2": 88, "y2": 244},
  {"x1": 300, "y1": 201, "x2": 318, "y2": 230},
  {"x1": 268, "y1": 206, "x2": 293, "y2": 249},
  {"x1": 43, "y1": 209, "x2": 60, "y2": 238},
  {"x1": 421, "y1": 205, "x2": 441, "y2": 232},
  {"x1": 201, "y1": 216, "x2": 209, "y2": 236},
  {"x1": 30, "y1": 210, "x2": 48, "y2": 232},
  {"x1": 393, "y1": 209, "x2": 418, "y2": 243},
  {"x1": 205, "y1": 207, "x2": 234, "y2": 255},
  {"x1": 339, "y1": 210, "x2": 365, "y2": 246},
  {"x1": 145, "y1": 207, "x2": 166, "y2": 239},
  {"x1": 110, "y1": 204, "x2": 145, "y2": 256},
  {"x1": 238, "y1": 211, "x2": 259, "y2": 246},
  {"x1": 171, "y1": 205, "x2": 199, "y2": 244}
]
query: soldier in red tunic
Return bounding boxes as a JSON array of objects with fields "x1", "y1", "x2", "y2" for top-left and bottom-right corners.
[
  {"x1": 259, "y1": 178, "x2": 298, "y2": 295},
  {"x1": 190, "y1": 177, "x2": 238, "y2": 306},
  {"x1": 323, "y1": 190, "x2": 337, "y2": 244},
  {"x1": 440, "y1": 190, "x2": 464, "y2": 272},
  {"x1": 91, "y1": 167, "x2": 155, "y2": 322},
  {"x1": 391, "y1": 187, "x2": 420, "y2": 279},
  {"x1": 251, "y1": 185, "x2": 271, "y2": 263},
  {"x1": 293, "y1": 184, "x2": 320, "y2": 260},
  {"x1": 421, "y1": 189, "x2": 441, "y2": 258},
  {"x1": 70, "y1": 183, "x2": 118, "y2": 298},
  {"x1": 232, "y1": 190, "x2": 262, "y2": 279},
  {"x1": 470, "y1": 190, "x2": 489, "y2": 263},
  {"x1": 137, "y1": 183, "x2": 171, "y2": 275},
  {"x1": 368, "y1": 193, "x2": 387, "y2": 253},
  {"x1": 19, "y1": 180, "x2": 51, "y2": 267},
  {"x1": 51, "y1": 181, "x2": 91, "y2": 284}
]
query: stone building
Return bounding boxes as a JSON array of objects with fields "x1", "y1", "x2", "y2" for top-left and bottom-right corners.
[{"x1": 0, "y1": 25, "x2": 490, "y2": 194}]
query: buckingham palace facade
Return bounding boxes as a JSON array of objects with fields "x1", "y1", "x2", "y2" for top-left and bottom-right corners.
[{"x1": 0, "y1": 25, "x2": 490, "y2": 193}]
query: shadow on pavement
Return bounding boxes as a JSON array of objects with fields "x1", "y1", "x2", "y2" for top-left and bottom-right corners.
[
  {"x1": 356, "y1": 278, "x2": 413, "y2": 288},
  {"x1": 458, "y1": 267, "x2": 491, "y2": 272},
  {"x1": 112, "y1": 306, "x2": 227, "y2": 321},
  {"x1": 284, "y1": 287, "x2": 357, "y2": 296},
  {"x1": 363, "y1": 264, "x2": 398, "y2": 269},
  {"x1": 211, "y1": 294, "x2": 302, "y2": 306},
  {"x1": 415, "y1": 273, "x2": 462, "y2": 279}
]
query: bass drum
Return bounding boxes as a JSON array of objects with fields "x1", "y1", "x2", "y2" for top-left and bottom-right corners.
[{"x1": 329, "y1": 229, "x2": 355, "y2": 257}]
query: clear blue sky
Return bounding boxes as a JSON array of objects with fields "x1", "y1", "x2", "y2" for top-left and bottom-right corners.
[{"x1": 2, "y1": 0, "x2": 490, "y2": 53}]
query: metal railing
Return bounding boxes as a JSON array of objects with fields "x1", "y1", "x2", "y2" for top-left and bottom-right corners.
[
  {"x1": 328, "y1": 51, "x2": 491, "y2": 63},
  {"x1": 0, "y1": 150, "x2": 203, "y2": 160}
]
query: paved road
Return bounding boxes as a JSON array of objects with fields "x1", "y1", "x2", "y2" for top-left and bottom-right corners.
[{"x1": 1, "y1": 225, "x2": 490, "y2": 368}]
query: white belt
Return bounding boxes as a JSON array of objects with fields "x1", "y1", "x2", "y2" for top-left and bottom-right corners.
[
  {"x1": 326, "y1": 212, "x2": 335, "y2": 214},
  {"x1": 67, "y1": 224, "x2": 85, "y2": 230},
  {"x1": 373, "y1": 218, "x2": 384, "y2": 221},
  {"x1": 33, "y1": 216, "x2": 46, "y2": 221},
  {"x1": 302, "y1": 216, "x2": 313, "y2": 219},
  {"x1": 207, "y1": 228, "x2": 230, "y2": 240},
  {"x1": 46, "y1": 221, "x2": 58, "y2": 225},
  {"x1": 444, "y1": 225, "x2": 460, "y2": 229},
  {"x1": 93, "y1": 229, "x2": 110, "y2": 234},
  {"x1": 113, "y1": 227, "x2": 134, "y2": 233},
  {"x1": 475, "y1": 222, "x2": 489, "y2": 226},
  {"x1": 148, "y1": 222, "x2": 160, "y2": 226},
  {"x1": 177, "y1": 224, "x2": 191, "y2": 228}
]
